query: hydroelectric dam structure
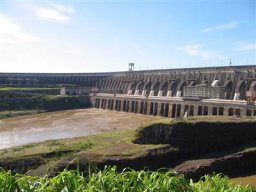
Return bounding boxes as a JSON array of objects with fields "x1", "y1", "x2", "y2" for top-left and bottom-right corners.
[{"x1": 0, "y1": 65, "x2": 256, "y2": 118}]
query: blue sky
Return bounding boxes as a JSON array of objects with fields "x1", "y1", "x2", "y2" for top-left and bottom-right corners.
[{"x1": 0, "y1": 0, "x2": 255, "y2": 72}]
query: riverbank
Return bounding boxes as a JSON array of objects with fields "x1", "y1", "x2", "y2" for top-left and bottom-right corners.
[
  {"x1": 0, "y1": 86, "x2": 91, "y2": 113},
  {"x1": 0, "y1": 109, "x2": 45, "y2": 119},
  {"x1": 0, "y1": 112, "x2": 255, "y2": 188}
]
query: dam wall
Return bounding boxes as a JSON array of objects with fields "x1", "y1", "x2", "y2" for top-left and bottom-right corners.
[{"x1": 1, "y1": 65, "x2": 256, "y2": 117}]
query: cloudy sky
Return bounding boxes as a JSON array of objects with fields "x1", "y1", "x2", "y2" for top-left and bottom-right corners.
[{"x1": 0, "y1": 0, "x2": 255, "y2": 72}]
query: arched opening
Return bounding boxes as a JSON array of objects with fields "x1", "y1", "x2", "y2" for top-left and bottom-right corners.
[
  {"x1": 143, "y1": 81, "x2": 152, "y2": 96},
  {"x1": 127, "y1": 81, "x2": 137, "y2": 94},
  {"x1": 238, "y1": 81, "x2": 247, "y2": 100},
  {"x1": 248, "y1": 81, "x2": 256, "y2": 100},
  {"x1": 136, "y1": 81, "x2": 145, "y2": 94},
  {"x1": 168, "y1": 81, "x2": 178, "y2": 97},
  {"x1": 224, "y1": 81, "x2": 233, "y2": 100},
  {"x1": 176, "y1": 81, "x2": 187, "y2": 97},
  {"x1": 152, "y1": 81, "x2": 160, "y2": 96},
  {"x1": 159, "y1": 81, "x2": 169, "y2": 96}
]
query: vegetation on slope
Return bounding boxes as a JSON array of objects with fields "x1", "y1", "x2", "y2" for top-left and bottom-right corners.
[
  {"x1": 0, "y1": 121, "x2": 171, "y2": 176},
  {"x1": 0, "y1": 166, "x2": 254, "y2": 192},
  {"x1": 0, "y1": 109, "x2": 45, "y2": 119},
  {"x1": 0, "y1": 94, "x2": 91, "y2": 111},
  {"x1": 134, "y1": 117, "x2": 256, "y2": 154},
  {"x1": 1, "y1": 115, "x2": 256, "y2": 187},
  {"x1": 0, "y1": 87, "x2": 59, "y2": 92}
]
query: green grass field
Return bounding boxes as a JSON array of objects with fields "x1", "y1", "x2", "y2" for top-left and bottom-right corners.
[{"x1": 0, "y1": 166, "x2": 254, "y2": 192}]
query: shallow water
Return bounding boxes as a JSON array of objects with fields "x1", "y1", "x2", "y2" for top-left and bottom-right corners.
[{"x1": 0, "y1": 108, "x2": 164, "y2": 149}]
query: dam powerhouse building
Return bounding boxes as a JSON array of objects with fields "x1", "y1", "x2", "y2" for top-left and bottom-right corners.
[{"x1": 0, "y1": 65, "x2": 256, "y2": 118}]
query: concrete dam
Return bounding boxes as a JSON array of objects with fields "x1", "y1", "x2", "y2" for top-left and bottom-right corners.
[{"x1": 1, "y1": 65, "x2": 256, "y2": 118}]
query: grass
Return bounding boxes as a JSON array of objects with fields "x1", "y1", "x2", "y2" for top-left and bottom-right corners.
[
  {"x1": 1, "y1": 112, "x2": 255, "y2": 187},
  {"x1": 0, "y1": 130, "x2": 167, "y2": 159},
  {"x1": 0, "y1": 166, "x2": 254, "y2": 192},
  {"x1": 0, "y1": 109, "x2": 45, "y2": 119},
  {"x1": 0, "y1": 129, "x2": 170, "y2": 177},
  {"x1": 0, "y1": 87, "x2": 58, "y2": 91}
]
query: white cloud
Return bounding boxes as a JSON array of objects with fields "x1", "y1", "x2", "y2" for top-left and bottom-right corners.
[
  {"x1": 0, "y1": 13, "x2": 39, "y2": 44},
  {"x1": 51, "y1": 3, "x2": 75, "y2": 14},
  {"x1": 34, "y1": 4, "x2": 75, "y2": 23},
  {"x1": 235, "y1": 41, "x2": 256, "y2": 51},
  {"x1": 35, "y1": 8, "x2": 69, "y2": 22},
  {"x1": 176, "y1": 44, "x2": 224, "y2": 59},
  {"x1": 203, "y1": 22, "x2": 239, "y2": 32}
]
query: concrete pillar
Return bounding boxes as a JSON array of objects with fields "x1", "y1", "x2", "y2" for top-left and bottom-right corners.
[
  {"x1": 149, "y1": 90, "x2": 155, "y2": 96},
  {"x1": 240, "y1": 109, "x2": 246, "y2": 117},
  {"x1": 180, "y1": 105, "x2": 185, "y2": 117},
  {"x1": 99, "y1": 99, "x2": 103, "y2": 109},
  {"x1": 224, "y1": 107, "x2": 229, "y2": 116},
  {"x1": 127, "y1": 89, "x2": 133, "y2": 95},
  {"x1": 137, "y1": 101, "x2": 141, "y2": 114},
  {"x1": 112, "y1": 99, "x2": 116, "y2": 111},
  {"x1": 147, "y1": 102, "x2": 151, "y2": 115},
  {"x1": 216, "y1": 107, "x2": 219, "y2": 116},
  {"x1": 168, "y1": 104, "x2": 173, "y2": 118},
  {"x1": 120, "y1": 100, "x2": 124, "y2": 111},
  {"x1": 91, "y1": 97, "x2": 96, "y2": 107},
  {"x1": 167, "y1": 91, "x2": 172, "y2": 97},
  {"x1": 176, "y1": 91, "x2": 181, "y2": 97},
  {"x1": 193, "y1": 105, "x2": 198, "y2": 116},
  {"x1": 157, "y1": 102, "x2": 162, "y2": 116},
  {"x1": 93, "y1": 99, "x2": 97, "y2": 108},
  {"x1": 175, "y1": 105, "x2": 178, "y2": 118},
  {"x1": 142, "y1": 90, "x2": 147, "y2": 96},
  {"x1": 157, "y1": 90, "x2": 163, "y2": 97},
  {"x1": 60, "y1": 88, "x2": 66, "y2": 95},
  {"x1": 128, "y1": 100, "x2": 132, "y2": 112},
  {"x1": 208, "y1": 106, "x2": 213, "y2": 116},
  {"x1": 105, "y1": 99, "x2": 109, "y2": 109},
  {"x1": 233, "y1": 92, "x2": 240, "y2": 100},
  {"x1": 134, "y1": 90, "x2": 140, "y2": 95}
]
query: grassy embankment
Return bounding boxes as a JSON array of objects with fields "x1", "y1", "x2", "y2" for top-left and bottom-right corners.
[
  {"x1": 0, "y1": 116, "x2": 256, "y2": 189},
  {"x1": 0, "y1": 87, "x2": 91, "y2": 118},
  {"x1": 0, "y1": 166, "x2": 254, "y2": 191},
  {"x1": 0, "y1": 109, "x2": 46, "y2": 119},
  {"x1": 0, "y1": 117, "x2": 172, "y2": 175},
  {"x1": 0, "y1": 87, "x2": 59, "y2": 91},
  {"x1": 1, "y1": 117, "x2": 256, "y2": 179}
]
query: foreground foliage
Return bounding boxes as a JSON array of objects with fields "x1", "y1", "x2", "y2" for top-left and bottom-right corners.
[{"x1": 0, "y1": 167, "x2": 254, "y2": 192}]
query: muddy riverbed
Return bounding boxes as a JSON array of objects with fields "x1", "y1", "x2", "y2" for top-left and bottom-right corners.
[{"x1": 0, "y1": 108, "x2": 166, "y2": 149}]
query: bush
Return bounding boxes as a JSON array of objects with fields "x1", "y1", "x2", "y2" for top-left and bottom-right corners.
[{"x1": 0, "y1": 167, "x2": 253, "y2": 191}]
